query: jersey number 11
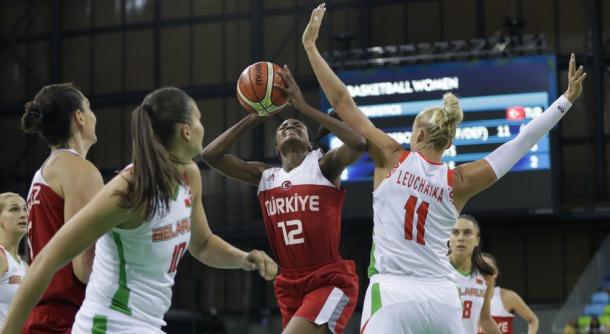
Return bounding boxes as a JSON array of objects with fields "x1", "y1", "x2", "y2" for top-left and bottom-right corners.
[{"x1": 404, "y1": 195, "x2": 429, "y2": 245}]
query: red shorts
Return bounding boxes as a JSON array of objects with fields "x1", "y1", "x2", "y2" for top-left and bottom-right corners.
[
  {"x1": 23, "y1": 306, "x2": 76, "y2": 334},
  {"x1": 274, "y1": 259, "x2": 359, "y2": 334}
]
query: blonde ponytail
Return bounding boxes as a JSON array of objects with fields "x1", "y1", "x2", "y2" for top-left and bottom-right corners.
[{"x1": 415, "y1": 93, "x2": 464, "y2": 151}]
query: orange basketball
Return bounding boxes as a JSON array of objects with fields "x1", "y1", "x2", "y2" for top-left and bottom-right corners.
[{"x1": 236, "y1": 62, "x2": 289, "y2": 117}]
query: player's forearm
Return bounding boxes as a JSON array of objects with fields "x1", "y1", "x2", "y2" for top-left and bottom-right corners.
[
  {"x1": 484, "y1": 95, "x2": 572, "y2": 178},
  {"x1": 304, "y1": 45, "x2": 374, "y2": 137},
  {"x1": 303, "y1": 44, "x2": 351, "y2": 107},
  {"x1": 479, "y1": 317, "x2": 502, "y2": 334},
  {"x1": 527, "y1": 319, "x2": 539, "y2": 334},
  {"x1": 201, "y1": 113, "x2": 263, "y2": 162},
  {"x1": 193, "y1": 234, "x2": 247, "y2": 269},
  {"x1": 1, "y1": 252, "x2": 56, "y2": 333}
]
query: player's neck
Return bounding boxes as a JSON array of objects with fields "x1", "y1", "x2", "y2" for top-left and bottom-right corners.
[
  {"x1": 0, "y1": 234, "x2": 21, "y2": 259},
  {"x1": 280, "y1": 149, "x2": 308, "y2": 172},
  {"x1": 414, "y1": 147, "x2": 443, "y2": 163},
  {"x1": 450, "y1": 254, "x2": 473, "y2": 275},
  {"x1": 55, "y1": 136, "x2": 91, "y2": 158}
]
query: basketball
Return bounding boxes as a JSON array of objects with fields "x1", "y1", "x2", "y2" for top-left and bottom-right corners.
[{"x1": 236, "y1": 62, "x2": 289, "y2": 117}]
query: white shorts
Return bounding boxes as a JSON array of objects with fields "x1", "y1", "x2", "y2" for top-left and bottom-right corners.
[
  {"x1": 361, "y1": 274, "x2": 464, "y2": 334},
  {"x1": 72, "y1": 300, "x2": 164, "y2": 334}
]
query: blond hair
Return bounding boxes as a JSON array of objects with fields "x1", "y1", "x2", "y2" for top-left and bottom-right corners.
[
  {"x1": 414, "y1": 93, "x2": 464, "y2": 151},
  {"x1": 0, "y1": 192, "x2": 22, "y2": 213}
]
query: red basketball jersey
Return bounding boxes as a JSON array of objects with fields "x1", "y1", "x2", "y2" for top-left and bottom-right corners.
[
  {"x1": 25, "y1": 150, "x2": 86, "y2": 321},
  {"x1": 257, "y1": 150, "x2": 345, "y2": 270}
]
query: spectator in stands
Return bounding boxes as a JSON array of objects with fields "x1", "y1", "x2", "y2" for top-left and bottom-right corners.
[
  {"x1": 587, "y1": 315, "x2": 607, "y2": 334},
  {"x1": 563, "y1": 318, "x2": 578, "y2": 334}
]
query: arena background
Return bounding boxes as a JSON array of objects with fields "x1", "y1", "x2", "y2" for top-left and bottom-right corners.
[{"x1": 0, "y1": 0, "x2": 608, "y2": 333}]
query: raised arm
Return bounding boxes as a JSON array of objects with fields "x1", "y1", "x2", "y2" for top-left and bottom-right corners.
[
  {"x1": 452, "y1": 53, "x2": 586, "y2": 210},
  {"x1": 0, "y1": 175, "x2": 134, "y2": 334},
  {"x1": 200, "y1": 114, "x2": 271, "y2": 186},
  {"x1": 502, "y1": 288, "x2": 539, "y2": 334},
  {"x1": 302, "y1": 4, "x2": 402, "y2": 170},
  {"x1": 185, "y1": 163, "x2": 277, "y2": 280},
  {"x1": 275, "y1": 65, "x2": 367, "y2": 184}
]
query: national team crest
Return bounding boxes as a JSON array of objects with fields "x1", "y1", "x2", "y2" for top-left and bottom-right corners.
[
  {"x1": 281, "y1": 180, "x2": 292, "y2": 190},
  {"x1": 184, "y1": 188, "x2": 192, "y2": 208}
]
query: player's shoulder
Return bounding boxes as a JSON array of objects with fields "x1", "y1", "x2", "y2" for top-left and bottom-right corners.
[
  {"x1": 0, "y1": 246, "x2": 7, "y2": 274},
  {"x1": 183, "y1": 161, "x2": 201, "y2": 181},
  {"x1": 500, "y1": 288, "x2": 520, "y2": 303},
  {"x1": 182, "y1": 161, "x2": 203, "y2": 191},
  {"x1": 54, "y1": 151, "x2": 100, "y2": 178}
]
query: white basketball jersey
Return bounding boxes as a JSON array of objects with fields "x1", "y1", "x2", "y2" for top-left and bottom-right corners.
[
  {"x1": 454, "y1": 268, "x2": 487, "y2": 334},
  {"x1": 0, "y1": 245, "x2": 27, "y2": 325},
  {"x1": 369, "y1": 151, "x2": 458, "y2": 280},
  {"x1": 77, "y1": 178, "x2": 192, "y2": 329}
]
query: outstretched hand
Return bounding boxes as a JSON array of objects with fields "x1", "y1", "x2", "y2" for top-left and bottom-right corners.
[
  {"x1": 302, "y1": 3, "x2": 326, "y2": 49},
  {"x1": 563, "y1": 53, "x2": 587, "y2": 103},
  {"x1": 241, "y1": 249, "x2": 278, "y2": 281},
  {"x1": 274, "y1": 65, "x2": 308, "y2": 111}
]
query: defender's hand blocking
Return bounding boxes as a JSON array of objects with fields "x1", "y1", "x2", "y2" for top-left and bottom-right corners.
[
  {"x1": 274, "y1": 65, "x2": 308, "y2": 111},
  {"x1": 241, "y1": 249, "x2": 278, "y2": 281},
  {"x1": 564, "y1": 53, "x2": 587, "y2": 103},
  {"x1": 302, "y1": 3, "x2": 326, "y2": 48}
]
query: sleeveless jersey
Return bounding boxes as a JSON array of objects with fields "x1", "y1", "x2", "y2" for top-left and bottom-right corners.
[
  {"x1": 26, "y1": 149, "x2": 87, "y2": 318},
  {"x1": 490, "y1": 287, "x2": 514, "y2": 334},
  {"x1": 257, "y1": 149, "x2": 345, "y2": 270},
  {"x1": 78, "y1": 172, "x2": 192, "y2": 329},
  {"x1": 368, "y1": 151, "x2": 458, "y2": 279},
  {"x1": 0, "y1": 245, "x2": 27, "y2": 325},
  {"x1": 453, "y1": 268, "x2": 487, "y2": 333}
]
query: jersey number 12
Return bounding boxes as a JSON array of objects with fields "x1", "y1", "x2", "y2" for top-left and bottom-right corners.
[
  {"x1": 277, "y1": 220, "x2": 304, "y2": 246},
  {"x1": 404, "y1": 195, "x2": 429, "y2": 245}
]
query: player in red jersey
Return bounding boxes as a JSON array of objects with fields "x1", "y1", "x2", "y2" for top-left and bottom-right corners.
[
  {"x1": 20, "y1": 83, "x2": 104, "y2": 333},
  {"x1": 478, "y1": 253, "x2": 539, "y2": 334},
  {"x1": 202, "y1": 69, "x2": 366, "y2": 334}
]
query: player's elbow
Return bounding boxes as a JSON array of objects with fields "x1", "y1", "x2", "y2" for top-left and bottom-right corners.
[
  {"x1": 72, "y1": 246, "x2": 95, "y2": 283},
  {"x1": 352, "y1": 136, "x2": 368, "y2": 153},
  {"x1": 327, "y1": 89, "x2": 351, "y2": 108},
  {"x1": 200, "y1": 148, "x2": 224, "y2": 167},
  {"x1": 189, "y1": 233, "x2": 214, "y2": 263},
  {"x1": 73, "y1": 265, "x2": 91, "y2": 283}
]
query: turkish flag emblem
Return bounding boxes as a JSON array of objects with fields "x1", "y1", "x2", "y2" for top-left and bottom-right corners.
[{"x1": 506, "y1": 106, "x2": 525, "y2": 120}]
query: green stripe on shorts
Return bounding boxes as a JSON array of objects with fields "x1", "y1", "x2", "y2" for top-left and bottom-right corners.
[
  {"x1": 92, "y1": 315, "x2": 107, "y2": 334},
  {"x1": 110, "y1": 232, "x2": 132, "y2": 315},
  {"x1": 371, "y1": 282, "x2": 382, "y2": 316},
  {"x1": 367, "y1": 242, "x2": 379, "y2": 278}
]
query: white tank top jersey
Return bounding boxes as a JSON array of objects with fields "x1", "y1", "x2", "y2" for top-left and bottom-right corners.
[
  {"x1": 0, "y1": 245, "x2": 27, "y2": 325},
  {"x1": 490, "y1": 287, "x2": 513, "y2": 316},
  {"x1": 368, "y1": 151, "x2": 458, "y2": 280},
  {"x1": 79, "y1": 171, "x2": 192, "y2": 329},
  {"x1": 453, "y1": 268, "x2": 487, "y2": 334}
]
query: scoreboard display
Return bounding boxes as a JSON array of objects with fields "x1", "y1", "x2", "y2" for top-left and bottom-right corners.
[{"x1": 321, "y1": 55, "x2": 558, "y2": 216}]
